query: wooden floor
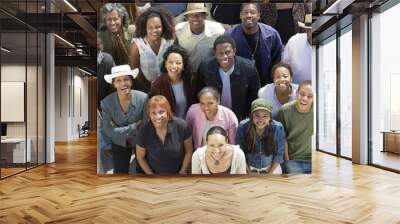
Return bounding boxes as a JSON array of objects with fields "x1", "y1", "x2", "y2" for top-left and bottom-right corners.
[
  {"x1": 1, "y1": 135, "x2": 400, "y2": 223},
  {"x1": 372, "y1": 150, "x2": 400, "y2": 171}
]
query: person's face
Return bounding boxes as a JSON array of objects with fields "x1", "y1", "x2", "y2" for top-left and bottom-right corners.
[
  {"x1": 199, "y1": 93, "x2": 219, "y2": 119},
  {"x1": 186, "y1": 12, "x2": 206, "y2": 33},
  {"x1": 252, "y1": 110, "x2": 271, "y2": 131},
  {"x1": 112, "y1": 75, "x2": 132, "y2": 95},
  {"x1": 105, "y1": 10, "x2": 122, "y2": 33},
  {"x1": 273, "y1": 67, "x2": 292, "y2": 92},
  {"x1": 240, "y1": 4, "x2": 260, "y2": 30},
  {"x1": 207, "y1": 133, "x2": 228, "y2": 161},
  {"x1": 165, "y1": 52, "x2": 184, "y2": 81},
  {"x1": 296, "y1": 84, "x2": 314, "y2": 112},
  {"x1": 214, "y1": 43, "x2": 236, "y2": 71},
  {"x1": 149, "y1": 104, "x2": 168, "y2": 129},
  {"x1": 146, "y1": 16, "x2": 163, "y2": 42}
]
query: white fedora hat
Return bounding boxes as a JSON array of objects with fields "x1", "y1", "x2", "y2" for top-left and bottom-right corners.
[
  {"x1": 104, "y1": 65, "x2": 139, "y2": 84},
  {"x1": 182, "y1": 3, "x2": 208, "y2": 16},
  {"x1": 298, "y1": 14, "x2": 312, "y2": 29}
]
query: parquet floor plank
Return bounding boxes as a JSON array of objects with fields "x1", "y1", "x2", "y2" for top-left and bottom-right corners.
[{"x1": 1, "y1": 135, "x2": 400, "y2": 223}]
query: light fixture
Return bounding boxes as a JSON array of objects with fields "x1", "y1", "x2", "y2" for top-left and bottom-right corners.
[
  {"x1": 78, "y1": 67, "x2": 92, "y2": 76},
  {"x1": 1, "y1": 47, "x2": 11, "y2": 53},
  {"x1": 63, "y1": 0, "x2": 78, "y2": 12},
  {"x1": 322, "y1": 0, "x2": 355, "y2": 15},
  {"x1": 54, "y1": 34, "x2": 75, "y2": 48}
]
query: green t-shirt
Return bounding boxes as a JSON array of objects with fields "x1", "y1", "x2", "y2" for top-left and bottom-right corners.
[{"x1": 278, "y1": 101, "x2": 313, "y2": 161}]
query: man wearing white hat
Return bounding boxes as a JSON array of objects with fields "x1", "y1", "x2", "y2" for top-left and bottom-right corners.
[
  {"x1": 175, "y1": 3, "x2": 225, "y2": 73},
  {"x1": 282, "y1": 14, "x2": 312, "y2": 85},
  {"x1": 100, "y1": 64, "x2": 148, "y2": 174}
]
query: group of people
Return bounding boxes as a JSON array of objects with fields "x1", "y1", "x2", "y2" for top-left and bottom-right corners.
[{"x1": 97, "y1": 2, "x2": 314, "y2": 175}]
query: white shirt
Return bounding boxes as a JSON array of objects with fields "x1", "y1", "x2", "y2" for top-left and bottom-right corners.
[
  {"x1": 191, "y1": 145, "x2": 247, "y2": 174},
  {"x1": 282, "y1": 33, "x2": 312, "y2": 84},
  {"x1": 175, "y1": 20, "x2": 225, "y2": 72},
  {"x1": 175, "y1": 20, "x2": 225, "y2": 52},
  {"x1": 132, "y1": 37, "x2": 174, "y2": 81},
  {"x1": 258, "y1": 83, "x2": 298, "y2": 120}
]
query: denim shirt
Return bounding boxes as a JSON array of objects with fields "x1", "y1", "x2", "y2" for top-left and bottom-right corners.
[{"x1": 236, "y1": 118, "x2": 285, "y2": 169}]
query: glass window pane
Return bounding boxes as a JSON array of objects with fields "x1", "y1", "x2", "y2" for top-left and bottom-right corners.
[
  {"x1": 1, "y1": 32, "x2": 28, "y2": 177},
  {"x1": 371, "y1": 3, "x2": 400, "y2": 171},
  {"x1": 340, "y1": 28, "x2": 352, "y2": 158},
  {"x1": 38, "y1": 32, "x2": 46, "y2": 165},
  {"x1": 27, "y1": 32, "x2": 38, "y2": 169},
  {"x1": 318, "y1": 37, "x2": 337, "y2": 154}
]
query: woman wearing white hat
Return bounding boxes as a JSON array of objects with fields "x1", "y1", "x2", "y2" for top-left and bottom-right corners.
[{"x1": 101, "y1": 64, "x2": 148, "y2": 174}]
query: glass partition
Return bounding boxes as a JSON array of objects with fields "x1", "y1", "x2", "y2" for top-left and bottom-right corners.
[
  {"x1": 370, "y1": 3, "x2": 400, "y2": 171},
  {"x1": 0, "y1": 0, "x2": 46, "y2": 179},
  {"x1": 317, "y1": 36, "x2": 337, "y2": 155}
]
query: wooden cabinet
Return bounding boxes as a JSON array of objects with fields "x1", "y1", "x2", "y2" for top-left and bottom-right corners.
[{"x1": 382, "y1": 131, "x2": 400, "y2": 154}]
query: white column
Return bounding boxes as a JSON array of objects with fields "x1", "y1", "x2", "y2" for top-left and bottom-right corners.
[
  {"x1": 46, "y1": 33, "x2": 55, "y2": 163},
  {"x1": 352, "y1": 14, "x2": 369, "y2": 164}
]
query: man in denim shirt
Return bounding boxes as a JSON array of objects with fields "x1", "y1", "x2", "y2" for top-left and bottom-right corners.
[{"x1": 236, "y1": 98, "x2": 285, "y2": 174}]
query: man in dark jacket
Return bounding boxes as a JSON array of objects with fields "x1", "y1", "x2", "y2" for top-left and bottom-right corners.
[
  {"x1": 196, "y1": 35, "x2": 260, "y2": 121},
  {"x1": 225, "y1": 3, "x2": 283, "y2": 86}
]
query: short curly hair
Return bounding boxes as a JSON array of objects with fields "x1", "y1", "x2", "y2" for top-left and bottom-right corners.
[
  {"x1": 134, "y1": 7, "x2": 175, "y2": 40},
  {"x1": 99, "y1": 3, "x2": 130, "y2": 31},
  {"x1": 160, "y1": 45, "x2": 190, "y2": 82},
  {"x1": 270, "y1": 62, "x2": 293, "y2": 80}
]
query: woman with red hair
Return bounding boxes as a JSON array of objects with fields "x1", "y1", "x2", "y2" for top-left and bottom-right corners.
[{"x1": 136, "y1": 95, "x2": 193, "y2": 174}]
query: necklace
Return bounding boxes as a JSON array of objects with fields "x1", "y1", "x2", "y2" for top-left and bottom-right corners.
[
  {"x1": 250, "y1": 29, "x2": 260, "y2": 63},
  {"x1": 211, "y1": 151, "x2": 225, "y2": 166}
]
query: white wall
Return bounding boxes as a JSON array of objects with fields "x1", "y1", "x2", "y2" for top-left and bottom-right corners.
[
  {"x1": 54, "y1": 67, "x2": 89, "y2": 141},
  {"x1": 1, "y1": 65, "x2": 37, "y2": 137}
]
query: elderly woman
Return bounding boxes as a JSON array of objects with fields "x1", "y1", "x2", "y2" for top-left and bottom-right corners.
[
  {"x1": 136, "y1": 95, "x2": 193, "y2": 174},
  {"x1": 149, "y1": 45, "x2": 195, "y2": 119},
  {"x1": 236, "y1": 99, "x2": 285, "y2": 174},
  {"x1": 192, "y1": 126, "x2": 247, "y2": 174},
  {"x1": 98, "y1": 3, "x2": 133, "y2": 65},
  {"x1": 129, "y1": 7, "x2": 175, "y2": 92},
  {"x1": 186, "y1": 87, "x2": 238, "y2": 149},
  {"x1": 101, "y1": 65, "x2": 148, "y2": 174},
  {"x1": 258, "y1": 63, "x2": 298, "y2": 120}
]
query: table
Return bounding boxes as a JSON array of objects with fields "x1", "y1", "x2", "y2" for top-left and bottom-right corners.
[
  {"x1": 1, "y1": 138, "x2": 32, "y2": 164},
  {"x1": 381, "y1": 131, "x2": 400, "y2": 154}
]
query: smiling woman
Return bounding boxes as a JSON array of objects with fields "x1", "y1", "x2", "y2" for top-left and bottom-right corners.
[
  {"x1": 192, "y1": 126, "x2": 247, "y2": 174},
  {"x1": 236, "y1": 98, "x2": 286, "y2": 174},
  {"x1": 149, "y1": 45, "x2": 196, "y2": 119},
  {"x1": 129, "y1": 7, "x2": 176, "y2": 92},
  {"x1": 100, "y1": 65, "x2": 148, "y2": 174},
  {"x1": 98, "y1": 3, "x2": 133, "y2": 65},
  {"x1": 136, "y1": 95, "x2": 193, "y2": 175},
  {"x1": 258, "y1": 63, "x2": 298, "y2": 120}
]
